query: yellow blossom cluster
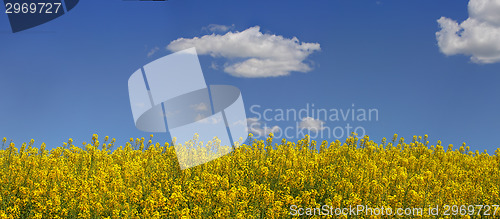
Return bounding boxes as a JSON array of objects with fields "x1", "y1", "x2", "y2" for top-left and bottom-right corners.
[{"x1": 0, "y1": 134, "x2": 499, "y2": 218}]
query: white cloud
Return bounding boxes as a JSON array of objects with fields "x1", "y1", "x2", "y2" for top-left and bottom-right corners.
[
  {"x1": 436, "y1": 0, "x2": 500, "y2": 63},
  {"x1": 246, "y1": 117, "x2": 280, "y2": 137},
  {"x1": 147, "y1": 47, "x2": 160, "y2": 57},
  {"x1": 165, "y1": 110, "x2": 180, "y2": 117},
  {"x1": 196, "y1": 114, "x2": 222, "y2": 124},
  {"x1": 203, "y1": 24, "x2": 235, "y2": 33},
  {"x1": 167, "y1": 26, "x2": 321, "y2": 77},
  {"x1": 191, "y1": 102, "x2": 209, "y2": 111},
  {"x1": 299, "y1": 117, "x2": 325, "y2": 132},
  {"x1": 210, "y1": 62, "x2": 219, "y2": 70}
]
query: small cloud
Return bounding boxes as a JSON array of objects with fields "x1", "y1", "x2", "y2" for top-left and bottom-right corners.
[
  {"x1": 167, "y1": 26, "x2": 321, "y2": 77},
  {"x1": 436, "y1": 0, "x2": 500, "y2": 63},
  {"x1": 246, "y1": 117, "x2": 280, "y2": 137},
  {"x1": 203, "y1": 24, "x2": 235, "y2": 33},
  {"x1": 196, "y1": 114, "x2": 222, "y2": 124},
  {"x1": 210, "y1": 62, "x2": 219, "y2": 70},
  {"x1": 147, "y1": 47, "x2": 160, "y2": 57},
  {"x1": 195, "y1": 113, "x2": 206, "y2": 121},
  {"x1": 165, "y1": 110, "x2": 180, "y2": 117},
  {"x1": 232, "y1": 119, "x2": 247, "y2": 126},
  {"x1": 299, "y1": 117, "x2": 325, "y2": 132},
  {"x1": 191, "y1": 102, "x2": 209, "y2": 111}
]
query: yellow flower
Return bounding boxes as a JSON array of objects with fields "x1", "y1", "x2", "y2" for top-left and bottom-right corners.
[{"x1": 0, "y1": 133, "x2": 497, "y2": 218}]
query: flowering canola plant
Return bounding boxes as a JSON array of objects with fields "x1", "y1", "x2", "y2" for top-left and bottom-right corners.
[{"x1": 0, "y1": 133, "x2": 499, "y2": 218}]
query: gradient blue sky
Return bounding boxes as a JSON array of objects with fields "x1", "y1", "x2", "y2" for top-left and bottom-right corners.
[{"x1": 1, "y1": 0, "x2": 500, "y2": 153}]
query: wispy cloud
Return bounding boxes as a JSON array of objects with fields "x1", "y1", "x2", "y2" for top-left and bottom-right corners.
[
  {"x1": 191, "y1": 102, "x2": 209, "y2": 111},
  {"x1": 147, "y1": 47, "x2": 160, "y2": 57},
  {"x1": 298, "y1": 117, "x2": 325, "y2": 132},
  {"x1": 246, "y1": 117, "x2": 280, "y2": 137},
  {"x1": 203, "y1": 24, "x2": 235, "y2": 33},
  {"x1": 195, "y1": 114, "x2": 222, "y2": 124}
]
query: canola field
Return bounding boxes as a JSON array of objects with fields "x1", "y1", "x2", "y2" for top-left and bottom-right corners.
[{"x1": 0, "y1": 134, "x2": 499, "y2": 218}]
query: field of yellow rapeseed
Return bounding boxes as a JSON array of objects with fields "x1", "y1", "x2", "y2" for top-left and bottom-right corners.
[{"x1": 0, "y1": 133, "x2": 499, "y2": 218}]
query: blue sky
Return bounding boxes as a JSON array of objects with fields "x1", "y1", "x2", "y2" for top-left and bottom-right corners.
[{"x1": 1, "y1": 0, "x2": 500, "y2": 153}]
